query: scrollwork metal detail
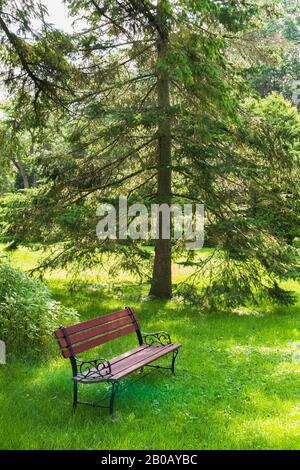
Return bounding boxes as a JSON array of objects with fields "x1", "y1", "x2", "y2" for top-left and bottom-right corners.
[
  {"x1": 75, "y1": 357, "x2": 112, "y2": 379},
  {"x1": 142, "y1": 331, "x2": 172, "y2": 346}
]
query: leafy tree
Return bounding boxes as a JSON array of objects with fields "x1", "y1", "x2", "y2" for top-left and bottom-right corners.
[
  {"x1": 177, "y1": 92, "x2": 300, "y2": 308},
  {"x1": 248, "y1": 0, "x2": 300, "y2": 101},
  {"x1": 0, "y1": 0, "x2": 299, "y2": 308},
  {"x1": 0, "y1": 99, "x2": 41, "y2": 189}
]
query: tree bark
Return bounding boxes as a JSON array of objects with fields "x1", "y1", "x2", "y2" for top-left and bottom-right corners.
[
  {"x1": 149, "y1": 0, "x2": 172, "y2": 298},
  {"x1": 32, "y1": 172, "x2": 37, "y2": 188},
  {"x1": 12, "y1": 159, "x2": 30, "y2": 189}
]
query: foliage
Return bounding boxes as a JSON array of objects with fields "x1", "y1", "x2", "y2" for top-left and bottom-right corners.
[
  {"x1": 174, "y1": 93, "x2": 300, "y2": 307},
  {"x1": 0, "y1": 260, "x2": 78, "y2": 357},
  {"x1": 247, "y1": 0, "x2": 300, "y2": 102},
  {"x1": 0, "y1": 0, "x2": 299, "y2": 306},
  {"x1": 1, "y1": 253, "x2": 300, "y2": 449},
  {"x1": 1, "y1": 96, "x2": 300, "y2": 309}
]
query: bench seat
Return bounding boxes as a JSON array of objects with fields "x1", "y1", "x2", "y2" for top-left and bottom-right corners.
[
  {"x1": 73, "y1": 343, "x2": 181, "y2": 383},
  {"x1": 55, "y1": 307, "x2": 181, "y2": 414}
]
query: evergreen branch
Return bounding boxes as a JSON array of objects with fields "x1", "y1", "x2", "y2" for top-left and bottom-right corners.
[
  {"x1": 65, "y1": 165, "x2": 157, "y2": 206},
  {"x1": 90, "y1": 0, "x2": 133, "y2": 40},
  {"x1": 65, "y1": 137, "x2": 156, "y2": 185},
  {"x1": 70, "y1": 73, "x2": 155, "y2": 103},
  {"x1": 126, "y1": 0, "x2": 162, "y2": 36},
  {"x1": 0, "y1": 16, "x2": 49, "y2": 92},
  {"x1": 76, "y1": 39, "x2": 155, "y2": 52},
  {"x1": 127, "y1": 172, "x2": 157, "y2": 198}
]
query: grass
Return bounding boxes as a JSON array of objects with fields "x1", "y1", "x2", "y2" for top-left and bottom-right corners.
[{"x1": 1, "y1": 246, "x2": 300, "y2": 449}]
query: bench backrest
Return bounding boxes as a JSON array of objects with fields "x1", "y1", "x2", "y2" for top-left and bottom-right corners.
[{"x1": 54, "y1": 307, "x2": 141, "y2": 358}]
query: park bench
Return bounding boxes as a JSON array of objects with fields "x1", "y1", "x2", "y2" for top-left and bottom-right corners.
[{"x1": 54, "y1": 306, "x2": 181, "y2": 414}]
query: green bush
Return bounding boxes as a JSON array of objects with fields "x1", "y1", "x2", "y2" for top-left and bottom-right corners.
[{"x1": 0, "y1": 261, "x2": 79, "y2": 357}]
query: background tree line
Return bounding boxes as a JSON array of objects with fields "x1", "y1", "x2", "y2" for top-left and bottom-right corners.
[{"x1": 0, "y1": 0, "x2": 299, "y2": 309}]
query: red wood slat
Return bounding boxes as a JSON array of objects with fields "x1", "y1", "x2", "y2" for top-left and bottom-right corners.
[
  {"x1": 111, "y1": 343, "x2": 181, "y2": 380},
  {"x1": 126, "y1": 306, "x2": 140, "y2": 328},
  {"x1": 55, "y1": 308, "x2": 131, "y2": 338},
  {"x1": 62, "y1": 324, "x2": 138, "y2": 358},
  {"x1": 74, "y1": 344, "x2": 182, "y2": 383},
  {"x1": 81, "y1": 345, "x2": 163, "y2": 382},
  {"x1": 57, "y1": 316, "x2": 134, "y2": 348},
  {"x1": 109, "y1": 344, "x2": 150, "y2": 366},
  {"x1": 73, "y1": 345, "x2": 150, "y2": 382},
  {"x1": 110, "y1": 345, "x2": 165, "y2": 372}
]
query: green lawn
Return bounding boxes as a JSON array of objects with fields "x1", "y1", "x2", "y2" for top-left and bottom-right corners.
[{"x1": 1, "y1": 246, "x2": 300, "y2": 449}]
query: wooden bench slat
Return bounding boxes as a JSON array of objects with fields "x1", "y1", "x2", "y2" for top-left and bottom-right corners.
[
  {"x1": 73, "y1": 344, "x2": 150, "y2": 382},
  {"x1": 62, "y1": 323, "x2": 138, "y2": 358},
  {"x1": 57, "y1": 316, "x2": 135, "y2": 348},
  {"x1": 74, "y1": 343, "x2": 181, "y2": 382},
  {"x1": 109, "y1": 344, "x2": 150, "y2": 366},
  {"x1": 110, "y1": 345, "x2": 168, "y2": 375},
  {"x1": 111, "y1": 344, "x2": 181, "y2": 380},
  {"x1": 55, "y1": 308, "x2": 132, "y2": 338}
]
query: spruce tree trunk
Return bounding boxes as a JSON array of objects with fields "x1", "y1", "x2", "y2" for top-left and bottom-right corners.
[{"x1": 149, "y1": 0, "x2": 172, "y2": 298}]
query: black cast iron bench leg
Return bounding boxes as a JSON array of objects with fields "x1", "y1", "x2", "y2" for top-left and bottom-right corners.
[
  {"x1": 171, "y1": 349, "x2": 179, "y2": 374},
  {"x1": 110, "y1": 381, "x2": 120, "y2": 415},
  {"x1": 72, "y1": 380, "x2": 119, "y2": 415},
  {"x1": 73, "y1": 380, "x2": 78, "y2": 411}
]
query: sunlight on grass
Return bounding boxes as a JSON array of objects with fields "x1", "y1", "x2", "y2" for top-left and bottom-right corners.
[
  {"x1": 0, "y1": 243, "x2": 209, "y2": 285},
  {"x1": 0, "y1": 245, "x2": 300, "y2": 449}
]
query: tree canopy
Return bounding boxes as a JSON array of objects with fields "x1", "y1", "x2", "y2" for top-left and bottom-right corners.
[{"x1": 0, "y1": 0, "x2": 299, "y2": 307}]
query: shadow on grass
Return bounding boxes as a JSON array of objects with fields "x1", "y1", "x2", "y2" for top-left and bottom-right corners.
[{"x1": 1, "y1": 279, "x2": 300, "y2": 449}]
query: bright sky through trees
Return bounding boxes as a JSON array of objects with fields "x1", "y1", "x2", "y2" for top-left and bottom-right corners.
[{"x1": 43, "y1": 0, "x2": 72, "y2": 32}]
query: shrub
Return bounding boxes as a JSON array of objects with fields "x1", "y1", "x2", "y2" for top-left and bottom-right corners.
[{"x1": 0, "y1": 261, "x2": 79, "y2": 358}]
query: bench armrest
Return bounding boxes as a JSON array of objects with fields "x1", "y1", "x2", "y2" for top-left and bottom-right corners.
[
  {"x1": 142, "y1": 331, "x2": 172, "y2": 346},
  {"x1": 75, "y1": 357, "x2": 111, "y2": 378}
]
